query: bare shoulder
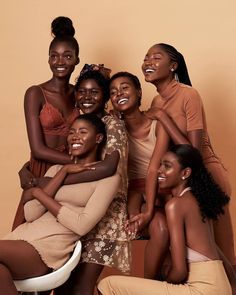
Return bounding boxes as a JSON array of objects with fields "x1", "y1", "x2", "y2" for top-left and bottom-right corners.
[
  {"x1": 165, "y1": 197, "x2": 181, "y2": 213},
  {"x1": 165, "y1": 193, "x2": 196, "y2": 218},
  {"x1": 24, "y1": 85, "x2": 44, "y2": 104}
]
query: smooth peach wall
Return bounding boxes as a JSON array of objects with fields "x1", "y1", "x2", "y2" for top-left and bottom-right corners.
[{"x1": 1, "y1": 0, "x2": 236, "y2": 252}]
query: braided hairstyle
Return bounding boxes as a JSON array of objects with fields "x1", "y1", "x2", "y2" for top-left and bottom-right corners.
[
  {"x1": 49, "y1": 16, "x2": 79, "y2": 57},
  {"x1": 155, "y1": 43, "x2": 192, "y2": 86},
  {"x1": 169, "y1": 144, "x2": 230, "y2": 221}
]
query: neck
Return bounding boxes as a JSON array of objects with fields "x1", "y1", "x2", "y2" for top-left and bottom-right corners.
[
  {"x1": 172, "y1": 185, "x2": 191, "y2": 197},
  {"x1": 123, "y1": 108, "x2": 148, "y2": 131},
  {"x1": 49, "y1": 76, "x2": 71, "y2": 92},
  {"x1": 73, "y1": 152, "x2": 97, "y2": 165},
  {"x1": 153, "y1": 76, "x2": 175, "y2": 95}
]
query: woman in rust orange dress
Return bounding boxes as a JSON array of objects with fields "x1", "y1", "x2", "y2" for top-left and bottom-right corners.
[{"x1": 12, "y1": 16, "x2": 80, "y2": 229}]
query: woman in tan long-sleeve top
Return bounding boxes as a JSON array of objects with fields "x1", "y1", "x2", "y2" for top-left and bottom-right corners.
[{"x1": 0, "y1": 114, "x2": 120, "y2": 295}]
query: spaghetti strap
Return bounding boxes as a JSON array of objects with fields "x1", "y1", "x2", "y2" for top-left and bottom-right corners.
[{"x1": 38, "y1": 86, "x2": 48, "y2": 103}]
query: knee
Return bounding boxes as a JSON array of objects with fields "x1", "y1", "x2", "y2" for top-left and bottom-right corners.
[
  {"x1": 148, "y1": 212, "x2": 169, "y2": 242},
  {"x1": 0, "y1": 263, "x2": 12, "y2": 281},
  {"x1": 98, "y1": 277, "x2": 112, "y2": 294}
]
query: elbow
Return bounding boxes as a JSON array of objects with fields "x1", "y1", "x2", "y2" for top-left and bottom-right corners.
[
  {"x1": 167, "y1": 268, "x2": 188, "y2": 284},
  {"x1": 30, "y1": 147, "x2": 47, "y2": 161},
  {"x1": 30, "y1": 147, "x2": 42, "y2": 159}
]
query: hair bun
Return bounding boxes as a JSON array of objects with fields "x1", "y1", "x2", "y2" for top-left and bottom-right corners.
[{"x1": 51, "y1": 16, "x2": 75, "y2": 38}]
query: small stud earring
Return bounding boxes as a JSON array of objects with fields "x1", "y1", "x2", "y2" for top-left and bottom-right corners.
[
  {"x1": 171, "y1": 68, "x2": 175, "y2": 72},
  {"x1": 182, "y1": 176, "x2": 185, "y2": 180}
]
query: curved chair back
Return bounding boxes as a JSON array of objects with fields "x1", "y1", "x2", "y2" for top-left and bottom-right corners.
[{"x1": 14, "y1": 240, "x2": 82, "y2": 293}]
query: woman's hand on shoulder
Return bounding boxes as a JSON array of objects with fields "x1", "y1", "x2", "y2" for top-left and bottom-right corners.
[{"x1": 144, "y1": 107, "x2": 166, "y2": 121}]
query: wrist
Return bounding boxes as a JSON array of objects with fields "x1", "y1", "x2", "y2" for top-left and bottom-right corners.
[{"x1": 28, "y1": 177, "x2": 38, "y2": 188}]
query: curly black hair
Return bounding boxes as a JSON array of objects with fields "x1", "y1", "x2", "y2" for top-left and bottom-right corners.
[
  {"x1": 169, "y1": 144, "x2": 230, "y2": 221},
  {"x1": 49, "y1": 16, "x2": 79, "y2": 57},
  {"x1": 75, "y1": 70, "x2": 110, "y2": 105}
]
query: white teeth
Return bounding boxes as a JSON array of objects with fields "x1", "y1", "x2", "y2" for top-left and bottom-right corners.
[
  {"x1": 145, "y1": 69, "x2": 155, "y2": 73},
  {"x1": 158, "y1": 176, "x2": 165, "y2": 181},
  {"x1": 56, "y1": 67, "x2": 66, "y2": 70},
  {"x1": 72, "y1": 143, "x2": 82, "y2": 148},
  {"x1": 82, "y1": 103, "x2": 93, "y2": 108},
  {"x1": 118, "y1": 98, "x2": 128, "y2": 105}
]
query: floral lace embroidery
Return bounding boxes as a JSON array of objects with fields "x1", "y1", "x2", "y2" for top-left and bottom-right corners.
[{"x1": 80, "y1": 115, "x2": 131, "y2": 273}]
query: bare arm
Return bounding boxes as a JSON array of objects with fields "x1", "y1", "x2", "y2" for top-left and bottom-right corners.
[
  {"x1": 165, "y1": 199, "x2": 188, "y2": 283},
  {"x1": 145, "y1": 109, "x2": 203, "y2": 151},
  {"x1": 63, "y1": 151, "x2": 119, "y2": 184},
  {"x1": 24, "y1": 86, "x2": 71, "y2": 164},
  {"x1": 129, "y1": 123, "x2": 169, "y2": 230}
]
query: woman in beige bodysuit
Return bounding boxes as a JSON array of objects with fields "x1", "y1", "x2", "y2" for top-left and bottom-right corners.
[
  {"x1": 98, "y1": 144, "x2": 232, "y2": 295},
  {"x1": 0, "y1": 114, "x2": 120, "y2": 295}
]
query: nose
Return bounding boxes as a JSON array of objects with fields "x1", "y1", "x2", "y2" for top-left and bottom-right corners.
[
  {"x1": 158, "y1": 164, "x2": 163, "y2": 174},
  {"x1": 72, "y1": 130, "x2": 80, "y2": 140},
  {"x1": 57, "y1": 55, "x2": 65, "y2": 65},
  {"x1": 116, "y1": 88, "x2": 124, "y2": 97},
  {"x1": 84, "y1": 90, "x2": 93, "y2": 100},
  {"x1": 143, "y1": 58, "x2": 151, "y2": 66}
]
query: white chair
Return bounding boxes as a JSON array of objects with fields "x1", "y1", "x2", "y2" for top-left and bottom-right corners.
[{"x1": 14, "y1": 240, "x2": 82, "y2": 294}]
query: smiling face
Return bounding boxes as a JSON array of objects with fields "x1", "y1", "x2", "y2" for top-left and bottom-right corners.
[
  {"x1": 76, "y1": 79, "x2": 105, "y2": 115},
  {"x1": 48, "y1": 41, "x2": 79, "y2": 78},
  {"x1": 67, "y1": 119, "x2": 102, "y2": 160},
  {"x1": 142, "y1": 45, "x2": 176, "y2": 84},
  {"x1": 158, "y1": 151, "x2": 187, "y2": 190},
  {"x1": 110, "y1": 76, "x2": 141, "y2": 114}
]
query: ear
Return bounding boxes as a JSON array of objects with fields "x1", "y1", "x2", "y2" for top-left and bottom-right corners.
[
  {"x1": 137, "y1": 89, "x2": 142, "y2": 98},
  {"x1": 76, "y1": 57, "x2": 80, "y2": 65},
  {"x1": 181, "y1": 167, "x2": 192, "y2": 180},
  {"x1": 170, "y1": 61, "x2": 178, "y2": 72},
  {"x1": 96, "y1": 133, "x2": 104, "y2": 144}
]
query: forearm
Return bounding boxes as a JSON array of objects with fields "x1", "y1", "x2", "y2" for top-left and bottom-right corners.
[
  {"x1": 127, "y1": 190, "x2": 143, "y2": 218},
  {"x1": 158, "y1": 114, "x2": 189, "y2": 145},
  {"x1": 144, "y1": 170, "x2": 158, "y2": 215},
  {"x1": 31, "y1": 147, "x2": 71, "y2": 165},
  {"x1": 42, "y1": 167, "x2": 67, "y2": 196},
  {"x1": 63, "y1": 151, "x2": 119, "y2": 185},
  {"x1": 32, "y1": 188, "x2": 61, "y2": 217},
  {"x1": 57, "y1": 174, "x2": 120, "y2": 236}
]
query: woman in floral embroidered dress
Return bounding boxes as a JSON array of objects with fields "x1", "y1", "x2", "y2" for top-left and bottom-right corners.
[{"x1": 55, "y1": 68, "x2": 130, "y2": 295}]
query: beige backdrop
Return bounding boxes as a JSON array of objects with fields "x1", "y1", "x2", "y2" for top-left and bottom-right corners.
[{"x1": 1, "y1": 0, "x2": 236, "y2": 253}]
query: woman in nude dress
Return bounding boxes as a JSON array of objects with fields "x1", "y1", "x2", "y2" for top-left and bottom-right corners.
[
  {"x1": 142, "y1": 43, "x2": 236, "y2": 267},
  {"x1": 109, "y1": 71, "x2": 169, "y2": 278},
  {"x1": 98, "y1": 144, "x2": 232, "y2": 295},
  {"x1": 0, "y1": 114, "x2": 120, "y2": 295}
]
